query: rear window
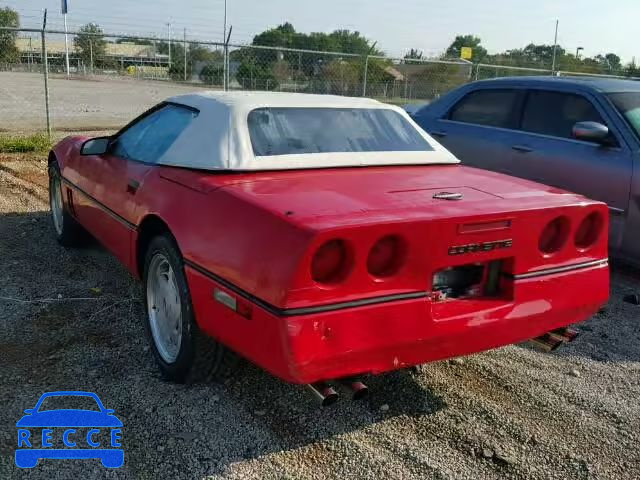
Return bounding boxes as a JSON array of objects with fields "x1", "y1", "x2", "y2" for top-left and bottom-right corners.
[
  {"x1": 449, "y1": 89, "x2": 519, "y2": 128},
  {"x1": 247, "y1": 107, "x2": 432, "y2": 156}
]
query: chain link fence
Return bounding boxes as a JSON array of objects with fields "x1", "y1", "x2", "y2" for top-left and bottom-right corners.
[{"x1": 0, "y1": 26, "x2": 638, "y2": 135}]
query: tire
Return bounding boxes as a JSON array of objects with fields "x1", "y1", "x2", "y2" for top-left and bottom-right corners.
[
  {"x1": 48, "y1": 161, "x2": 84, "y2": 247},
  {"x1": 142, "y1": 233, "x2": 239, "y2": 383}
]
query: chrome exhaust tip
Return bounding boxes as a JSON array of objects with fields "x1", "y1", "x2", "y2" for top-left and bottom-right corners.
[
  {"x1": 529, "y1": 326, "x2": 579, "y2": 352},
  {"x1": 346, "y1": 380, "x2": 369, "y2": 400},
  {"x1": 549, "y1": 327, "x2": 579, "y2": 343},
  {"x1": 306, "y1": 382, "x2": 339, "y2": 407},
  {"x1": 528, "y1": 334, "x2": 563, "y2": 352}
]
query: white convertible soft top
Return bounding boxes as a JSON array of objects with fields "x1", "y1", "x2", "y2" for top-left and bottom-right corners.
[{"x1": 160, "y1": 91, "x2": 459, "y2": 171}]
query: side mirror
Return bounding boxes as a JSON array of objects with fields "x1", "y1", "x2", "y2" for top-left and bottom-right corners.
[
  {"x1": 572, "y1": 121, "x2": 611, "y2": 145},
  {"x1": 23, "y1": 409, "x2": 34, "y2": 415},
  {"x1": 105, "y1": 409, "x2": 115, "y2": 415},
  {"x1": 81, "y1": 137, "x2": 111, "y2": 156}
]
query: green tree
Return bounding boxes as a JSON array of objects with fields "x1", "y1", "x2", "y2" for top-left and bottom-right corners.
[
  {"x1": 591, "y1": 53, "x2": 623, "y2": 72},
  {"x1": 236, "y1": 23, "x2": 383, "y2": 91},
  {"x1": 404, "y1": 49, "x2": 423, "y2": 60},
  {"x1": 328, "y1": 29, "x2": 381, "y2": 55},
  {"x1": 236, "y1": 58, "x2": 278, "y2": 90},
  {"x1": 166, "y1": 43, "x2": 222, "y2": 81},
  {"x1": 74, "y1": 23, "x2": 107, "y2": 66},
  {"x1": 252, "y1": 23, "x2": 381, "y2": 56},
  {"x1": 486, "y1": 43, "x2": 567, "y2": 69},
  {"x1": 199, "y1": 63, "x2": 224, "y2": 85},
  {"x1": 445, "y1": 35, "x2": 487, "y2": 61},
  {"x1": 605, "y1": 53, "x2": 622, "y2": 71},
  {"x1": 0, "y1": 7, "x2": 20, "y2": 63}
]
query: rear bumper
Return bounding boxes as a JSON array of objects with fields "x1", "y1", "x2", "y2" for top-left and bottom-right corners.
[{"x1": 187, "y1": 260, "x2": 609, "y2": 384}]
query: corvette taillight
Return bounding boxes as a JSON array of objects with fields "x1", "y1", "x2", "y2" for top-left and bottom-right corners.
[
  {"x1": 575, "y1": 211, "x2": 604, "y2": 249},
  {"x1": 367, "y1": 235, "x2": 406, "y2": 278},
  {"x1": 539, "y1": 216, "x2": 571, "y2": 254},
  {"x1": 311, "y1": 239, "x2": 351, "y2": 284}
]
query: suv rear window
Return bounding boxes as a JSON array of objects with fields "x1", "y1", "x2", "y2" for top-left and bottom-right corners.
[
  {"x1": 449, "y1": 89, "x2": 519, "y2": 128},
  {"x1": 247, "y1": 107, "x2": 432, "y2": 156}
]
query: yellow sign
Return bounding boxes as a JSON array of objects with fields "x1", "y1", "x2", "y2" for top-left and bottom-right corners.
[{"x1": 460, "y1": 47, "x2": 473, "y2": 60}]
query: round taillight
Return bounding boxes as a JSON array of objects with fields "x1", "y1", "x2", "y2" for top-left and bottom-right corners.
[
  {"x1": 311, "y1": 239, "x2": 350, "y2": 284},
  {"x1": 575, "y1": 212, "x2": 604, "y2": 249},
  {"x1": 539, "y1": 217, "x2": 571, "y2": 254},
  {"x1": 367, "y1": 235, "x2": 406, "y2": 278}
]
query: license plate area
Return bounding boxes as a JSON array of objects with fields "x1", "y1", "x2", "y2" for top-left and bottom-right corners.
[{"x1": 431, "y1": 259, "x2": 513, "y2": 302}]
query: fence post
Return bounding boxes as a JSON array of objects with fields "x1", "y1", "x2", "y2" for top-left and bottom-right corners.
[
  {"x1": 361, "y1": 42, "x2": 377, "y2": 97},
  {"x1": 223, "y1": 26, "x2": 233, "y2": 91},
  {"x1": 362, "y1": 54, "x2": 369, "y2": 97},
  {"x1": 183, "y1": 28, "x2": 187, "y2": 81},
  {"x1": 41, "y1": 10, "x2": 51, "y2": 138}
]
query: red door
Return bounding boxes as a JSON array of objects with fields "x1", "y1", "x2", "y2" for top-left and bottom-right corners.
[{"x1": 81, "y1": 152, "x2": 152, "y2": 267}]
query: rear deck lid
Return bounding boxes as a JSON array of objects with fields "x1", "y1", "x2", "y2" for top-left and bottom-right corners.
[{"x1": 217, "y1": 165, "x2": 583, "y2": 229}]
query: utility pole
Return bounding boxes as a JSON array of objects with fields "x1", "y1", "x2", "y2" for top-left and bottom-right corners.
[
  {"x1": 551, "y1": 19, "x2": 559, "y2": 74},
  {"x1": 183, "y1": 28, "x2": 187, "y2": 81},
  {"x1": 89, "y1": 39, "x2": 93, "y2": 73},
  {"x1": 223, "y1": 0, "x2": 227, "y2": 44},
  {"x1": 62, "y1": 0, "x2": 70, "y2": 76}
]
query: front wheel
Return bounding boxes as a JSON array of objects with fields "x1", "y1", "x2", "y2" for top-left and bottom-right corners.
[
  {"x1": 143, "y1": 233, "x2": 239, "y2": 383},
  {"x1": 48, "y1": 162, "x2": 83, "y2": 247}
]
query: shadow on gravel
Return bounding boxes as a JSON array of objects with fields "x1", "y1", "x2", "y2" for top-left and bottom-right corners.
[{"x1": 1, "y1": 210, "x2": 446, "y2": 479}]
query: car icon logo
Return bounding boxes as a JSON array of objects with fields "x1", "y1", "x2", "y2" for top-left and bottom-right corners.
[{"x1": 15, "y1": 391, "x2": 123, "y2": 468}]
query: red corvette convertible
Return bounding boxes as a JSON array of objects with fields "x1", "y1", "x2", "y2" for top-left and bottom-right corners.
[{"x1": 49, "y1": 92, "x2": 609, "y2": 403}]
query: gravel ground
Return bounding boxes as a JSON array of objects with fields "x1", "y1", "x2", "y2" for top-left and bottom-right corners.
[
  {"x1": 0, "y1": 72, "x2": 209, "y2": 132},
  {"x1": 0, "y1": 152, "x2": 639, "y2": 480}
]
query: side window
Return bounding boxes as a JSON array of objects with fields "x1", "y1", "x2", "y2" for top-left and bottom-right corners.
[
  {"x1": 113, "y1": 104, "x2": 197, "y2": 163},
  {"x1": 448, "y1": 89, "x2": 519, "y2": 128},
  {"x1": 521, "y1": 91, "x2": 606, "y2": 140}
]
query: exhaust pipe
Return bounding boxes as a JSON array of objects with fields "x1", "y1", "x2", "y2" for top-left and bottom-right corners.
[
  {"x1": 340, "y1": 379, "x2": 369, "y2": 400},
  {"x1": 548, "y1": 327, "x2": 579, "y2": 343},
  {"x1": 306, "y1": 382, "x2": 339, "y2": 406},
  {"x1": 528, "y1": 334, "x2": 563, "y2": 352},
  {"x1": 529, "y1": 327, "x2": 579, "y2": 352}
]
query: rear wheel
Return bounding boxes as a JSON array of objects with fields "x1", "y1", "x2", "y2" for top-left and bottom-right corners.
[
  {"x1": 143, "y1": 233, "x2": 239, "y2": 383},
  {"x1": 48, "y1": 161, "x2": 83, "y2": 247}
]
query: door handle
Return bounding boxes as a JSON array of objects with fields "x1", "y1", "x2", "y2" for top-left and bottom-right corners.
[
  {"x1": 126, "y1": 179, "x2": 140, "y2": 194},
  {"x1": 512, "y1": 145, "x2": 533, "y2": 153},
  {"x1": 430, "y1": 130, "x2": 448, "y2": 138}
]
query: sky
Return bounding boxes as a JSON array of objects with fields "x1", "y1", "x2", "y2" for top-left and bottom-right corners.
[{"x1": 2, "y1": 0, "x2": 638, "y2": 62}]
